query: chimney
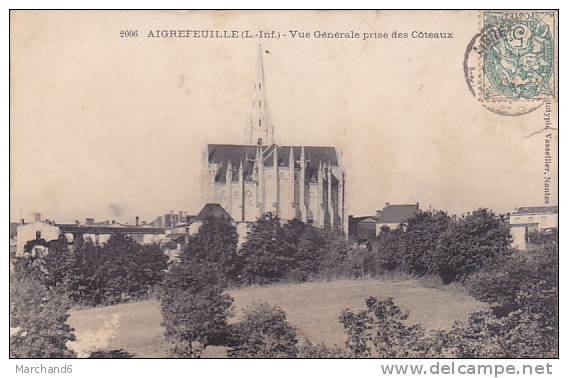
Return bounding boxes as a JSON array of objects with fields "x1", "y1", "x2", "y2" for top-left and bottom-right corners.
[
  {"x1": 75, "y1": 220, "x2": 79, "y2": 226},
  {"x1": 135, "y1": 216, "x2": 139, "y2": 226},
  {"x1": 85, "y1": 218, "x2": 94, "y2": 226},
  {"x1": 34, "y1": 212, "x2": 41, "y2": 222},
  {"x1": 385, "y1": 202, "x2": 390, "y2": 207},
  {"x1": 416, "y1": 202, "x2": 420, "y2": 209},
  {"x1": 20, "y1": 218, "x2": 25, "y2": 225}
]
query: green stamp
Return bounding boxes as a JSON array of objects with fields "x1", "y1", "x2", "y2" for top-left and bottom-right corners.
[{"x1": 482, "y1": 11, "x2": 555, "y2": 100}]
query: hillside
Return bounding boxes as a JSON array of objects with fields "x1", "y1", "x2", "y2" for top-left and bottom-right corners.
[{"x1": 68, "y1": 278, "x2": 482, "y2": 357}]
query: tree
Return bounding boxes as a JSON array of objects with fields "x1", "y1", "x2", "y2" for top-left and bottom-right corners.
[
  {"x1": 69, "y1": 235, "x2": 168, "y2": 306},
  {"x1": 160, "y1": 261, "x2": 233, "y2": 357},
  {"x1": 13, "y1": 235, "x2": 75, "y2": 291},
  {"x1": 228, "y1": 302, "x2": 298, "y2": 358},
  {"x1": 183, "y1": 218, "x2": 239, "y2": 284},
  {"x1": 69, "y1": 240, "x2": 107, "y2": 305},
  {"x1": 283, "y1": 219, "x2": 326, "y2": 281},
  {"x1": 10, "y1": 276, "x2": 76, "y2": 358},
  {"x1": 319, "y1": 231, "x2": 352, "y2": 279},
  {"x1": 132, "y1": 243, "x2": 169, "y2": 294},
  {"x1": 400, "y1": 211, "x2": 451, "y2": 276},
  {"x1": 432, "y1": 209, "x2": 512, "y2": 283},
  {"x1": 239, "y1": 213, "x2": 294, "y2": 284},
  {"x1": 369, "y1": 226, "x2": 404, "y2": 273}
]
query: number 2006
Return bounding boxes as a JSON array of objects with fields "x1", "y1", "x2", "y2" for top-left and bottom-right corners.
[{"x1": 120, "y1": 30, "x2": 139, "y2": 38}]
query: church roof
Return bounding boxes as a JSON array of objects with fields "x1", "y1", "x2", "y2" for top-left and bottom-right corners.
[
  {"x1": 207, "y1": 144, "x2": 339, "y2": 183},
  {"x1": 194, "y1": 203, "x2": 234, "y2": 223}
]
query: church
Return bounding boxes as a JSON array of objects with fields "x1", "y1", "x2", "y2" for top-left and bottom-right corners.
[{"x1": 201, "y1": 47, "x2": 347, "y2": 231}]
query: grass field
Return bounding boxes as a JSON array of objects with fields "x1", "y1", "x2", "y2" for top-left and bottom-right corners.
[{"x1": 68, "y1": 278, "x2": 483, "y2": 357}]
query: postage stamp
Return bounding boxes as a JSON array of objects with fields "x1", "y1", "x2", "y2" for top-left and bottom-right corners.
[{"x1": 463, "y1": 10, "x2": 557, "y2": 116}]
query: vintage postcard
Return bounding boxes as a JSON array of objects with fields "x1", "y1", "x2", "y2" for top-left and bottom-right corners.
[{"x1": 9, "y1": 10, "x2": 558, "y2": 362}]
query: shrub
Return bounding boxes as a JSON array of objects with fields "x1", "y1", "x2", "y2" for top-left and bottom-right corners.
[
  {"x1": 297, "y1": 342, "x2": 354, "y2": 358},
  {"x1": 88, "y1": 349, "x2": 135, "y2": 358},
  {"x1": 228, "y1": 302, "x2": 298, "y2": 358},
  {"x1": 339, "y1": 297, "x2": 447, "y2": 358},
  {"x1": 10, "y1": 275, "x2": 76, "y2": 358},
  {"x1": 465, "y1": 246, "x2": 558, "y2": 357},
  {"x1": 448, "y1": 308, "x2": 557, "y2": 358}
]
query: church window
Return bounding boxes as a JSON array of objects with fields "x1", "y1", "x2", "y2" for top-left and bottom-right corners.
[
  {"x1": 36, "y1": 231, "x2": 41, "y2": 239},
  {"x1": 259, "y1": 119, "x2": 262, "y2": 127},
  {"x1": 259, "y1": 100, "x2": 262, "y2": 108},
  {"x1": 259, "y1": 83, "x2": 261, "y2": 90}
]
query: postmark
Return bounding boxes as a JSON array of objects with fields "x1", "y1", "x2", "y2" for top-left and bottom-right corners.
[{"x1": 463, "y1": 11, "x2": 556, "y2": 116}]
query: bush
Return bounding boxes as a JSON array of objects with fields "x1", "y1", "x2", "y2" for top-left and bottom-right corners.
[
  {"x1": 10, "y1": 275, "x2": 76, "y2": 358},
  {"x1": 88, "y1": 349, "x2": 135, "y2": 358},
  {"x1": 465, "y1": 245, "x2": 558, "y2": 357},
  {"x1": 448, "y1": 308, "x2": 557, "y2": 358},
  {"x1": 297, "y1": 342, "x2": 354, "y2": 358},
  {"x1": 160, "y1": 261, "x2": 233, "y2": 358},
  {"x1": 339, "y1": 297, "x2": 447, "y2": 358},
  {"x1": 228, "y1": 302, "x2": 298, "y2": 358}
]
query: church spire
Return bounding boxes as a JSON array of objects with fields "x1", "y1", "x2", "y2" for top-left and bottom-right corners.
[{"x1": 249, "y1": 44, "x2": 274, "y2": 146}]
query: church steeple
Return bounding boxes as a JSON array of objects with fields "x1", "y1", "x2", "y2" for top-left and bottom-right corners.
[{"x1": 249, "y1": 45, "x2": 274, "y2": 146}]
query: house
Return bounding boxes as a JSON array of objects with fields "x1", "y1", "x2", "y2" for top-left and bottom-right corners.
[
  {"x1": 15, "y1": 213, "x2": 61, "y2": 257},
  {"x1": 509, "y1": 206, "x2": 558, "y2": 250},
  {"x1": 375, "y1": 203, "x2": 420, "y2": 235},
  {"x1": 348, "y1": 215, "x2": 377, "y2": 244}
]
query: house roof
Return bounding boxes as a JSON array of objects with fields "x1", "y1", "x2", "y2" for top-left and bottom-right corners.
[
  {"x1": 194, "y1": 203, "x2": 234, "y2": 223},
  {"x1": 350, "y1": 216, "x2": 377, "y2": 223},
  {"x1": 376, "y1": 204, "x2": 419, "y2": 224},
  {"x1": 207, "y1": 144, "x2": 339, "y2": 183},
  {"x1": 511, "y1": 206, "x2": 558, "y2": 215}
]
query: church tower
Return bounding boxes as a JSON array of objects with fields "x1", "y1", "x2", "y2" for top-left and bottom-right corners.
[
  {"x1": 249, "y1": 45, "x2": 274, "y2": 146},
  {"x1": 202, "y1": 46, "x2": 347, "y2": 233}
]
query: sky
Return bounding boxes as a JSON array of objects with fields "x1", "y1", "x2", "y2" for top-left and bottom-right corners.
[{"x1": 10, "y1": 10, "x2": 558, "y2": 224}]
